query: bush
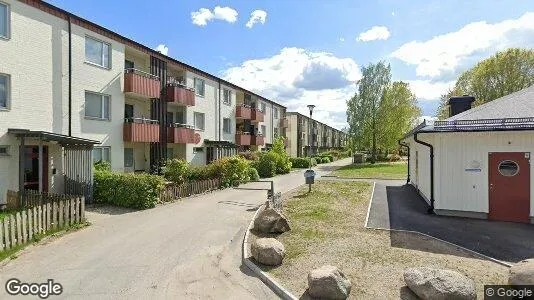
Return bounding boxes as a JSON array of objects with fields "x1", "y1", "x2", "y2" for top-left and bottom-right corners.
[
  {"x1": 163, "y1": 159, "x2": 189, "y2": 184},
  {"x1": 247, "y1": 167, "x2": 260, "y2": 181},
  {"x1": 238, "y1": 151, "x2": 259, "y2": 161},
  {"x1": 321, "y1": 157, "x2": 330, "y2": 163},
  {"x1": 256, "y1": 152, "x2": 278, "y2": 178},
  {"x1": 187, "y1": 165, "x2": 217, "y2": 181},
  {"x1": 389, "y1": 154, "x2": 402, "y2": 162},
  {"x1": 290, "y1": 157, "x2": 311, "y2": 168},
  {"x1": 272, "y1": 137, "x2": 292, "y2": 174},
  {"x1": 94, "y1": 161, "x2": 111, "y2": 172},
  {"x1": 94, "y1": 170, "x2": 165, "y2": 209},
  {"x1": 212, "y1": 156, "x2": 250, "y2": 187}
]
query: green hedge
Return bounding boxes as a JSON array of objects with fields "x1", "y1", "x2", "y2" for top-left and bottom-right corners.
[
  {"x1": 290, "y1": 157, "x2": 311, "y2": 168},
  {"x1": 94, "y1": 171, "x2": 165, "y2": 209},
  {"x1": 256, "y1": 152, "x2": 278, "y2": 178},
  {"x1": 248, "y1": 167, "x2": 260, "y2": 181}
]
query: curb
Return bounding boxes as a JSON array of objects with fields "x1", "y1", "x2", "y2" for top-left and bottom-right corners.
[{"x1": 242, "y1": 204, "x2": 298, "y2": 300}]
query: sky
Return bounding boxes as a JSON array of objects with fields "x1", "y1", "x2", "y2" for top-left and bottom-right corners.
[{"x1": 48, "y1": 0, "x2": 534, "y2": 129}]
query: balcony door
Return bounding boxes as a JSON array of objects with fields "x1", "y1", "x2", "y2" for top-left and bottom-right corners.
[
  {"x1": 23, "y1": 146, "x2": 49, "y2": 192},
  {"x1": 125, "y1": 104, "x2": 134, "y2": 122}
]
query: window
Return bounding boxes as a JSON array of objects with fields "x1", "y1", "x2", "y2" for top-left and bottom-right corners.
[
  {"x1": 273, "y1": 107, "x2": 279, "y2": 119},
  {"x1": 274, "y1": 127, "x2": 279, "y2": 138},
  {"x1": 176, "y1": 111, "x2": 185, "y2": 124},
  {"x1": 85, "y1": 92, "x2": 110, "y2": 120},
  {"x1": 85, "y1": 36, "x2": 111, "y2": 68},
  {"x1": 0, "y1": 74, "x2": 9, "y2": 109},
  {"x1": 166, "y1": 112, "x2": 174, "y2": 125},
  {"x1": 124, "y1": 148, "x2": 134, "y2": 168},
  {"x1": 193, "y1": 147, "x2": 204, "y2": 153},
  {"x1": 125, "y1": 60, "x2": 134, "y2": 70},
  {"x1": 223, "y1": 88, "x2": 231, "y2": 105},
  {"x1": 93, "y1": 147, "x2": 110, "y2": 163},
  {"x1": 0, "y1": 145, "x2": 9, "y2": 156},
  {"x1": 261, "y1": 125, "x2": 266, "y2": 136},
  {"x1": 167, "y1": 148, "x2": 174, "y2": 160},
  {"x1": 194, "y1": 78, "x2": 205, "y2": 97},
  {"x1": 499, "y1": 160, "x2": 519, "y2": 177},
  {"x1": 124, "y1": 104, "x2": 134, "y2": 120},
  {"x1": 223, "y1": 118, "x2": 232, "y2": 134},
  {"x1": 194, "y1": 112, "x2": 205, "y2": 130},
  {"x1": 260, "y1": 102, "x2": 266, "y2": 113},
  {"x1": 0, "y1": 2, "x2": 9, "y2": 39}
]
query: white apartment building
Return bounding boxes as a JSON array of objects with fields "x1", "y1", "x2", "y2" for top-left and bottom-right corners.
[{"x1": 0, "y1": 0, "x2": 287, "y2": 202}]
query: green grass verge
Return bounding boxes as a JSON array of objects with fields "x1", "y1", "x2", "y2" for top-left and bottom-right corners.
[{"x1": 332, "y1": 162, "x2": 407, "y2": 179}]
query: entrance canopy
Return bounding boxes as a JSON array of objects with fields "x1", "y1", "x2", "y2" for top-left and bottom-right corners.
[{"x1": 8, "y1": 129, "x2": 100, "y2": 146}]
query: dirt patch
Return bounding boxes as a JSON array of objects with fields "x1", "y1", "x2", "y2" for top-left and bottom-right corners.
[{"x1": 251, "y1": 181, "x2": 508, "y2": 299}]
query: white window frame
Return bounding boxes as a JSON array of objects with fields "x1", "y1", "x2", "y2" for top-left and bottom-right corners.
[
  {"x1": 85, "y1": 35, "x2": 111, "y2": 69},
  {"x1": 85, "y1": 91, "x2": 111, "y2": 121},
  {"x1": 222, "y1": 88, "x2": 231, "y2": 105},
  {"x1": 0, "y1": 73, "x2": 10, "y2": 110},
  {"x1": 194, "y1": 112, "x2": 205, "y2": 131},
  {"x1": 124, "y1": 148, "x2": 134, "y2": 168},
  {"x1": 0, "y1": 145, "x2": 9, "y2": 156},
  {"x1": 194, "y1": 78, "x2": 205, "y2": 97},
  {"x1": 261, "y1": 125, "x2": 266, "y2": 136},
  {"x1": 273, "y1": 107, "x2": 279, "y2": 119},
  {"x1": 93, "y1": 146, "x2": 111, "y2": 163},
  {"x1": 223, "y1": 118, "x2": 232, "y2": 134},
  {"x1": 0, "y1": 1, "x2": 10, "y2": 40}
]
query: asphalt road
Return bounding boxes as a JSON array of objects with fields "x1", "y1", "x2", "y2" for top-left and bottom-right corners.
[{"x1": 0, "y1": 158, "x2": 352, "y2": 300}]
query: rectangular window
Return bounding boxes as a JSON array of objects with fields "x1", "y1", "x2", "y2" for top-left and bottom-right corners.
[
  {"x1": 223, "y1": 88, "x2": 231, "y2": 105},
  {"x1": 85, "y1": 92, "x2": 110, "y2": 120},
  {"x1": 124, "y1": 148, "x2": 134, "y2": 168},
  {"x1": 176, "y1": 110, "x2": 185, "y2": 124},
  {"x1": 93, "y1": 147, "x2": 111, "y2": 163},
  {"x1": 166, "y1": 112, "x2": 174, "y2": 125},
  {"x1": 261, "y1": 125, "x2": 266, "y2": 136},
  {"x1": 193, "y1": 147, "x2": 204, "y2": 153},
  {"x1": 194, "y1": 78, "x2": 205, "y2": 97},
  {"x1": 260, "y1": 102, "x2": 266, "y2": 112},
  {"x1": 124, "y1": 104, "x2": 134, "y2": 120},
  {"x1": 194, "y1": 112, "x2": 205, "y2": 130},
  {"x1": 125, "y1": 60, "x2": 134, "y2": 70},
  {"x1": 273, "y1": 107, "x2": 279, "y2": 119},
  {"x1": 223, "y1": 118, "x2": 231, "y2": 134},
  {"x1": 0, "y1": 74, "x2": 9, "y2": 109},
  {"x1": 167, "y1": 148, "x2": 174, "y2": 160},
  {"x1": 0, "y1": 2, "x2": 9, "y2": 39},
  {"x1": 85, "y1": 36, "x2": 111, "y2": 68},
  {"x1": 274, "y1": 127, "x2": 279, "y2": 138},
  {"x1": 0, "y1": 145, "x2": 9, "y2": 156}
]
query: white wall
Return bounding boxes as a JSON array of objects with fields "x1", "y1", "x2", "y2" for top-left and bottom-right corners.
[{"x1": 406, "y1": 134, "x2": 432, "y2": 205}]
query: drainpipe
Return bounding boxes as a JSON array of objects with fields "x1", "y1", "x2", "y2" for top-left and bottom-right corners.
[
  {"x1": 413, "y1": 132, "x2": 434, "y2": 214},
  {"x1": 218, "y1": 79, "x2": 221, "y2": 160},
  {"x1": 398, "y1": 139, "x2": 410, "y2": 184},
  {"x1": 68, "y1": 16, "x2": 72, "y2": 136}
]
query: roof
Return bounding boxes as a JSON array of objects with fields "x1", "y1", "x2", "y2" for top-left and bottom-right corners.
[
  {"x1": 287, "y1": 112, "x2": 346, "y2": 134},
  {"x1": 8, "y1": 129, "x2": 100, "y2": 146},
  {"x1": 26, "y1": 0, "x2": 285, "y2": 109}
]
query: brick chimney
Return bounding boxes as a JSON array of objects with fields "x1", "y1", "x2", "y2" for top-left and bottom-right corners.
[{"x1": 448, "y1": 95, "x2": 475, "y2": 117}]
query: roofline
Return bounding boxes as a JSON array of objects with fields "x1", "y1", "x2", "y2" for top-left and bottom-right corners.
[
  {"x1": 8, "y1": 128, "x2": 100, "y2": 145},
  {"x1": 24, "y1": 0, "x2": 286, "y2": 109},
  {"x1": 287, "y1": 112, "x2": 347, "y2": 134}
]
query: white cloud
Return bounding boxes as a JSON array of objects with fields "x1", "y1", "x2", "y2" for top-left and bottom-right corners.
[
  {"x1": 339, "y1": 37, "x2": 345, "y2": 42},
  {"x1": 391, "y1": 12, "x2": 395, "y2": 16},
  {"x1": 222, "y1": 47, "x2": 361, "y2": 129},
  {"x1": 391, "y1": 12, "x2": 534, "y2": 77},
  {"x1": 357, "y1": 26, "x2": 391, "y2": 42},
  {"x1": 154, "y1": 44, "x2": 169, "y2": 55},
  {"x1": 246, "y1": 10, "x2": 267, "y2": 28},
  {"x1": 191, "y1": 6, "x2": 238, "y2": 26},
  {"x1": 406, "y1": 80, "x2": 455, "y2": 100}
]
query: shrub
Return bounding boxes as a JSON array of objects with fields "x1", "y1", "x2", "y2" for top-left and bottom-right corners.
[
  {"x1": 272, "y1": 137, "x2": 292, "y2": 174},
  {"x1": 238, "y1": 151, "x2": 259, "y2": 161},
  {"x1": 388, "y1": 154, "x2": 402, "y2": 162},
  {"x1": 247, "y1": 167, "x2": 260, "y2": 181},
  {"x1": 290, "y1": 157, "x2": 311, "y2": 168},
  {"x1": 321, "y1": 157, "x2": 330, "y2": 163},
  {"x1": 214, "y1": 156, "x2": 250, "y2": 187},
  {"x1": 94, "y1": 161, "x2": 111, "y2": 172},
  {"x1": 187, "y1": 165, "x2": 217, "y2": 181},
  {"x1": 94, "y1": 170, "x2": 165, "y2": 209},
  {"x1": 163, "y1": 159, "x2": 189, "y2": 184},
  {"x1": 256, "y1": 152, "x2": 278, "y2": 178}
]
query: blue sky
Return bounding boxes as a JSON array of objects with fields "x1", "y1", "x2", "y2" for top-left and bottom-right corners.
[{"x1": 48, "y1": 0, "x2": 534, "y2": 128}]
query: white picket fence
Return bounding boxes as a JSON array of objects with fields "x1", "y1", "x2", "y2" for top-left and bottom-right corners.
[{"x1": 0, "y1": 196, "x2": 85, "y2": 252}]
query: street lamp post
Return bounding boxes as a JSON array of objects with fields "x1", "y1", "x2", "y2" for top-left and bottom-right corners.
[{"x1": 306, "y1": 105, "x2": 316, "y2": 193}]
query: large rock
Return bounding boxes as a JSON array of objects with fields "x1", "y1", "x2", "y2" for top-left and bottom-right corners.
[
  {"x1": 404, "y1": 268, "x2": 476, "y2": 300},
  {"x1": 308, "y1": 265, "x2": 351, "y2": 299},
  {"x1": 509, "y1": 259, "x2": 534, "y2": 285},
  {"x1": 253, "y1": 207, "x2": 291, "y2": 233},
  {"x1": 250, "y1": 238, "x2": 285, "y2": 266}
]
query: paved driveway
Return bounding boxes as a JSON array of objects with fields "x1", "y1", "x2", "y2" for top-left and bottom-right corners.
[
  {"x1": 0, "y1": 158, "x2": 352, "y2": 299},
  {"x1": 367, "y1": 181, "x2": 534, "y2": 263}
]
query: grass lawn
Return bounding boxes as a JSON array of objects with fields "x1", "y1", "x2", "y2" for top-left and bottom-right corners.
[
  {"x1": 332, "y1": 161, "x2": 407, "y2": 179},
  {"x1": 260, "y1": 181, "x2": 507, "y2": 299}
]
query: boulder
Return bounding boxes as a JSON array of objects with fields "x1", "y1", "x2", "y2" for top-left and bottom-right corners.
[
  {"x1": 308, "y1": 265, "x2": 351, "y2": 299},
  {"x1": 403, "y1": 268, "x2": 476, "y2": 300},
  {"x1": 253, "y1": 207, "x2": 291, "y2": 233},
  {"x1": 250, "y1": 238, "x2": 285, "y2": 266},
  {"x1": 509, "y1": 259, "x2": 534, "y2": 285}
]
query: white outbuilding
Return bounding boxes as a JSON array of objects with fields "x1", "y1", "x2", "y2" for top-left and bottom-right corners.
[{"x1": 401, "y1": 85, "x2": 534, "y2": 224}]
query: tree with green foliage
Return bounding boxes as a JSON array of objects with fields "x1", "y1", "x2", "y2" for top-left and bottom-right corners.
[{"x1": 436, "y1": 48, "x2": 534, "y2": 119}]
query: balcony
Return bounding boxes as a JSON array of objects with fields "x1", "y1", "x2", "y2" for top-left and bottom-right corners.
[
  {"x1": 167, "y1": 124, "x2": 196, "y2": 144},
  {"x1": 280, "y1": 118, "x2": 289, "y2": 128},
  {"x1": 166, "y1": 83, "x2": 195, "y2": 106},
  {"x1": 251, "y1": 135, "x2": 265, "y2": 146},
  {"x1": 251, "y1": 109, "x2": 264, "y2": 123},
  {"x1": 124, "y1": 69, "x2": 161, "y2": 98},
  {"x1": 236, "y1": 105, "x2": 252, "y2": 119},
  {"x1": 123, "y1": 118, "x2": 160, "y2": 143},
  {"x1": 235, "y1": 132, "x2": 251, "y2": 146}
]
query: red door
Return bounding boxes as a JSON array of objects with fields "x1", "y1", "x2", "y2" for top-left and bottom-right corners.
[{"x1": 488, "y1": 152, "x2": 530, "y2": 223}]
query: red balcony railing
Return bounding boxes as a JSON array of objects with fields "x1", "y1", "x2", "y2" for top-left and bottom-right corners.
[
  {"x1": 123, "y1": 118, "x2": 160, "y2": 143},
  {"x1": 251, "y1": 135, "x2": 265, "y2": 146},
  {"x1": 236, "y1": 105, "x2": 252, "y2": 119},
  {"x1": 124, "y1": 69, "x2": 161, "y2": 98},
  {"x1": 167, "y1": 124, "x2": 196, "y2": 144},
  {"x1": 235, "y1": 132, "x2": 251, "y2": 146},
  {"x1": 280, "y1": 118, "x2": 289, "y2": 127},
  {"x1": 166, "y1": 83, "x2": 195, "y2": 106},
  {"x1": 251, "y1": 109, "x2": 264, "y2": 123}
]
